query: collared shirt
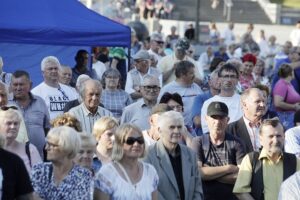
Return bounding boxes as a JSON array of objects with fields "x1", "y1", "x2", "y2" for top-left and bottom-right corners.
[
  {"x1": 166, "y1": 144, "x2": 185, "y2": 200},
  {"x1": 233, "y1": 149, "x2": 300, "y2": 200},
  {"x1": 120, "y1": 99, "x2": 153, "y2": 130},
  {"x1": 69, "y1": 103, "x2": 113, "y2": 134},
  {"x1": 10, "y1": 93, "x2": 50, "y2": 158},
  {"x1": 125, "y1": 67, "x2": 162, "y2": 95},
  {"x1": 285, "y1": 126, "x2": 300, "y2": 158},
  {"x1": 243, "y1": 116, "x2": 261, "y2": 151}
]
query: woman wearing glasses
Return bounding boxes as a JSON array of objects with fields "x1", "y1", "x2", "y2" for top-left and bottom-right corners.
[
  {"x1": 94, "y1": 124, "x2": 159, "y2": 200},
  {"x1": 31, "y1": 126, "x2": 93, "y2": 200},
  {"x1": 101, "y1": 68, "x2": 132, "y2": 119}
]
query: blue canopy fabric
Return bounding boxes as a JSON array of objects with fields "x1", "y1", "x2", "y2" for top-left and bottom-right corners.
[{"x1": 0, "y1": 0, "x2": 131, "y2": 47}]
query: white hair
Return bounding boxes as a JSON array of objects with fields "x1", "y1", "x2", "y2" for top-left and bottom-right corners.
[
  {"x1": 47, "y1": 126, "x2": 81, "y2": 159},
  {"x1": 41, "y1": 56, "x2": 61, "y2": 71},
  {"x1": 157, "y1": 110, "x2": 184, "y2": 129}
]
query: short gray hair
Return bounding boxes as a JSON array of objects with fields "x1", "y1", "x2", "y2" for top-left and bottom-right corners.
[
  {"x1": 157, "y1": 110, "x2": 184, "y2": 129},
  {"x1": 79, "y1": 79, "x2": 102, "y2": 99},
  {"x1": 47, "y1": 126, "x2": 81, "y2": 159},
  {"x1": 41, "y1": 56, "x2": 61, "y2": 71}
]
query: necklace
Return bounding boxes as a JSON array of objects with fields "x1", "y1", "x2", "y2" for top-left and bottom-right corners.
[{"x1": 115, "y1": 161, "x2": 140, "y2": 189}]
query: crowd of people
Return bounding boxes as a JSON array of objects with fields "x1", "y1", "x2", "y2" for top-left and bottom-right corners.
[{"x1": 2, "y1": 18, "x2": 300, "y2": 200}]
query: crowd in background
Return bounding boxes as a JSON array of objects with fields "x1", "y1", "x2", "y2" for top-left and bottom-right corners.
[{"x1": 3, "y1": 1, "x2": 300, "y2": 199}]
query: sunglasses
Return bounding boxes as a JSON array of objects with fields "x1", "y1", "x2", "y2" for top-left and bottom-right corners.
[
  {"x1": 125, "y1": 136, "x2": 144, "y2": 145},
  {"x1": 0, "y1": 105, "x2": 18, "y2": 111}
]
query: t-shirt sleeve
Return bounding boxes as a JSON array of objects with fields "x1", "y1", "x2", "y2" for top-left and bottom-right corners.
[
  {"x1": 16, "y1": 156, "x2": 34, "y2": 196},
  {"x1": 147, "y1": 163, "x2": 159, "y2": 191},
  {"x1": 233, "y1": 154, "x2": 253, "y2": 194},
  {"x1": 273, "y1": 80, "x2": 287, "y2": 98},
  {"x1": 31, "y1": 164, "x2": 47, "y2": 199}
]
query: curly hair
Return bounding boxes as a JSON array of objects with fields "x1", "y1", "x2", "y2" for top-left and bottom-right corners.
[{"x1": 51, "y1": 113, "x2": 82, "y2": 132}]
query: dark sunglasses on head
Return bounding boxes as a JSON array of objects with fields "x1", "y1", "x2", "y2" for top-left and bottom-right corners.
[
  {"x1": 125, "y1": 136, "x2": 144, "y2": 145},
  {"x1": 156, "y1": 41, "x2": 164, "y2": 44},
  {"x1": 0, "y1": 105, "x2": 18, "y2": 111}
]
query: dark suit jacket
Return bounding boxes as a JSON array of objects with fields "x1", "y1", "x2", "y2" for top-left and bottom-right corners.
[
  {"x1": 226, "y1": 117, "x2": 254, "y2": 153},
  {"x1": 144, "y1": 140, "x2": 203, "y2": 200}
]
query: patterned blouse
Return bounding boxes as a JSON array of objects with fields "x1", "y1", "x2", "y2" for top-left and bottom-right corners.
[
  {"x1": 94, "y1": 161, "x2": 159, "y2": 200},
  {"x1": 31, "y1": 163, "x2": 93, "y2": 200}
]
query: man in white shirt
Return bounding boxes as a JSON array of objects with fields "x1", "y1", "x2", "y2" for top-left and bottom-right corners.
[
  {"x1": 220, "y1": 22, "x2": 235, "y2": 46},
  {"x1": 201, "y1": 63, "x2": 242, "y2": 133},
  {"x1": 31, "y1": 56, "x2": 77, "y2": 120}
]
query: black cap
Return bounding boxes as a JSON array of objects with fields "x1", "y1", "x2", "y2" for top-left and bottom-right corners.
[{"x1": 207, "y1": 101, "x2": 228, "y2": 117}]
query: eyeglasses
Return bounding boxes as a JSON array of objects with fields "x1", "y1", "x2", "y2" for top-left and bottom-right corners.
[
  {"x1": 45, "y1": 141, "x2": 59, "y2": 149},
  {"x1": 155, "y1": 41, "x2": 164, "y2": 45},
  {"x1": 106, "y1": 76, "x2": 119, "y2": 79},
  {"x1": 0, "y1": 105, "x2": 18, "y2": 111},
  {"x1": 125, "y1": 136, "x2": 145, "y2": 145},
  {"x1": 169, "y1": 105, "x2": 183, "y2": 110},
  {"x1": 142, "y1": 85, "x2": 160, "y2": 92},
  {"x1": 220, "y1": 74, "x2": 237, "y2": 79}
]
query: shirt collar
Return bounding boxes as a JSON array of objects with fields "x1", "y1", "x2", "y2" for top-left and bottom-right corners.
[
  {"x1": 259, "y1": 148, "x2": 283, "y2": 164},
  {"x1": 81, "y1": 103, "x2": 100, "y2": 116}
]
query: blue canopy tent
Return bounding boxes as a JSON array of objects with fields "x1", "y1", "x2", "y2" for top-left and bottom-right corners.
[{"x1": 0, "y1": 0, "x2": 131, "y2": 86}]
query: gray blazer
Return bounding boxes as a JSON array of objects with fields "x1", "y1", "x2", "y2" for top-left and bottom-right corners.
[{"x1": 144, "y1": 140, "x2": 203, "y2": 200}]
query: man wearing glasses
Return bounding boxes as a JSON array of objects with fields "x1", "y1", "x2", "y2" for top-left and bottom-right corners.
[
  {"x1": 148, "y1": 33, "x2": 166, "y2": 63},
  {"x1": 125, "y1": 50, "x2": 162, "y2": 101},
  {"x1": 201, "y1": 63, "x2": 242, "y2": 134},
  {"x1": 233, "y1": 118, "x2": 300, "y2": 200},
  {"x1": 121, "y1": 74, "x2": 160, "y2": 130}
]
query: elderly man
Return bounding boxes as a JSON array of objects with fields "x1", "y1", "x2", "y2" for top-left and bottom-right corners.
[
  {"x1": 121, "y1": 74, "x2": 160, "y2": 130},
  {"x1": 227, "y1": 88, "x2": 266, "y2": 153},
  {"x1": 144, "y1": 111, "x2": 203, "y2": 200},
  {"x1": 148, "y1": 33, "x2": 166, "y2": 63},
  {"x1": 58, "y1": 65, "x2": 72, "y2": 86},
  {"x1": 125, "y1": 50, "x2": 162, "y2": 101},
  {"x1": 159, "y1": 60, "x2": 202, "y2": 127},
  {"x1": 63, "y1": 74, "x2": 91, "y2": 112},
  {"x1": 69, "y1": 79, "x2": 113, "y2": 134},
  {"x1": 192, "y1": 101, "x2": 245, "y2": 200},
  {"x1": 201, "y1": 63, "x2": 242, "y2": 134},
  {"x1": 233, "y1": 118, "x2": 300, "y2": 200},
  {"x1": 31, "y1": 56, "x2": 77, "y2": 120},
  {"x1": 158, "y1": 38, "x2": 202, "y2": 86},
  {"x1": 142, "y1": 103, "x2": 172, "y2": 146},
  {"x1": 10, "y1": 70, "x2": 50, "y2": 158}
]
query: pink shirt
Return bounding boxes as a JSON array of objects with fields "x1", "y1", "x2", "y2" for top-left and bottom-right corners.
[{"x1": 273, "y1": 79, "x2": 300, "y2": 111}]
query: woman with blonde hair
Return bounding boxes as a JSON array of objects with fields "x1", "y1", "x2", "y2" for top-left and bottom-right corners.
[
  {"x1": 0, "y1": 108, "x2": 41, "y2": 173},
  {"x1": 92, "y1": 116, "x2": 119, "y2": 172},
  {"x1": 94, "y1": 124, "x2": 159, "y2": 200},
  {"x1": 51, "y1": 113, "x2": 82, "y2": 132},
  {"x1": 31, "y1": 126, "x2": 92, "y2": 200}
]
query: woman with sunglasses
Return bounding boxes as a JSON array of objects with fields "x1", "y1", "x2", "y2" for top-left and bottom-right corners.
[{"x1": 94, "y1": 124, "x2": 159, "y2": 200}]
